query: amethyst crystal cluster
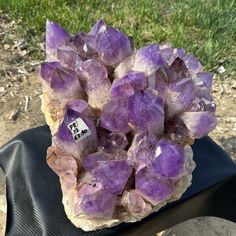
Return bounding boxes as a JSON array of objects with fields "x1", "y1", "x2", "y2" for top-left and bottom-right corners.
[{"x1": 40, "y1": 19, "x2": 216, "y2": 231}]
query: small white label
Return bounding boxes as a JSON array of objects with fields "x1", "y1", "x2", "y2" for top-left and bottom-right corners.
[
  {"x1": 217, "y1": 65, "x2": 226, "y2": 74},
  {"x1": 68, "y1": 118, "x2": 91, "y2": 141}
]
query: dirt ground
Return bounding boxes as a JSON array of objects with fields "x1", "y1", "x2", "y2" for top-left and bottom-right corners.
[{"x1": 0, "y1": 14, "x2": 235, "y2": 236}]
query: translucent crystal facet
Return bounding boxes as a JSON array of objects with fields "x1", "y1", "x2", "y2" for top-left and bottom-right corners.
[
  {"x1": 128, "y1": 90, "x2": 164, "y2": 134},
  {"x1": 151, "y1": 139, "x2": 185, "y2": 178},
  {"x1": 111, "y1": 71, "x2": 147, "y2": 97},
  {"x1": 46, "y1": 20, "x2": 70, "y2": 56},
  {"x1": 96, "y1": 26, "x2": 132, "y2": 67},
  {"x1": 92, "y1": 160, "x2": 132, "y2": 194},
  {"x1": 101, "y1": 98, "x2": 131, "y2": 133},
  {"x1": 135, "y1": 167, "x2": 173, "y2": 204}
]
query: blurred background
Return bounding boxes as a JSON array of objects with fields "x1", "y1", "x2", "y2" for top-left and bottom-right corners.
[{"x1": 0, "y1": 0, "x2": 235, "y2": 235}]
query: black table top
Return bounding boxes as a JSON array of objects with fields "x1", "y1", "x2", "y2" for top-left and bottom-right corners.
[{"x1": 0, "y1": 126, "x2": 235, "y2": 236}]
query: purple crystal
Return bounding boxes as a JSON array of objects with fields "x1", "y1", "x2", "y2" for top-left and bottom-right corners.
[
  {"x1": 194, "y1": 72, "x2": 213, "y2": 91},
  {"x1": 95, "y1": 26, "x2": 132, "y2": 67},
  {"x1": 151, "y1": 139, "x2": 185, "y2": 178},
  {"x1": 135, "y1": 167, "x2": 173, "y2": 204},
  {"x1": 40, "y1": 61, "x2": 83, "y2": 97},
  {"x1": 40, "y1": 19, "x2": 217, "y2": 227},
  {"x1": 78, "y1": 59, "x2": 108, "y2": 84},
  {"x1": 128, "y1": 131, "x2": 157, "y2": 167},
  {"x1": 151, "y1": 69, "x2": 168, "y2": 95},
  {"x1": 122, "y1": 72, "x2": 147, "y2": 90},
  {"x1": 149, "y1": 58, "x2": 190, "y2": 92},
  {"x1": 190, "y1": 91, "x2": 216, "y2": 112},
  {"x1": 87, "y1": 19, "x2": 106, "y2": 50},
  {"x1": 40, "y1": 61, "x2": 61, "y2": 83},
  {"x1": 168, "y1": 58, "x2": 190, "y2": 80},
  {"x1": 180, "y1": 111, "x2": 217, "y2": 138},
  {"x1": 183, "y1": 54, "x2": 203, "y2": 75},
  {"x1": 111, "y1": 71, "x2": 147, "y2": 97},
  {"x1": 101, "y1": 98, "x2": 131, "y2": 133},
  {"x1": 46, "y1": 20, "x2": 70, "y2": 56},
  {"x1": 160, "y1": 47, "x2": 186, "y2": 65},
  {"x1": 98, "y1": 129, "x2": 128, "y2": 153},
  {"x1": 82, "y1": 152, "x2": 110, "y2": 171},
  {"x1": 89, "y1": 19, "x2": 106, "y2": 36},
  {"x1": 128, "y1": 90, "x2": 164, "y2": 134},
  {"x1": 67, "y1": 32, "x2": 97, "y2": 59},
  {"x1": 56, "y1": 100, "x2": 96, "y2": 142},
  {"x1": 81, "y1": 189, "x2": 116, "y2": 219},
  {"x1": 50, "y1": 68, "x2": 78, "y2": 92},
  {"x1": 133, "y1": 44, "x2": 165, "y2": 75},
  {"x1": 121, "y1": 190, "x2": 152, "y2": 217},
  {"x1": 77, "y1": 59, "x2": 111, "y2": 109},
  {"x1": 77, "y1": 183, "x2": 117, "y2": 219},
  {"x1": 202, "y1": 97, "x2": 216, "y2": 112},
  {"x1": 165, "y1": 78, "x2": 195, "y2": 117},
  {"x1": 92, "y1": 160, "x2": 132, "y2": 194},
  {"x1": 165, "y1": 117, "x2": 189, "y2": 144},
  {"x1": 57, "y1": 45, "x2": 80, "y2": 68},
  {"x1": 53, "y1": 100, "x2": 97, "y2": 158},
  {"x1": 65, "y1": 99, "x2": 91, "y2": 114}
]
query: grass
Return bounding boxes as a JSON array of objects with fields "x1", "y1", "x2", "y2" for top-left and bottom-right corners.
[{"x1": 0, "y1": 0, "x2": 236, "y2": 74}]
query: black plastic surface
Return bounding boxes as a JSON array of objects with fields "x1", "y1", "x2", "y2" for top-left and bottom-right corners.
[{"x1": 0, "y1": 125, "x2": 235, "y2": 236}]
